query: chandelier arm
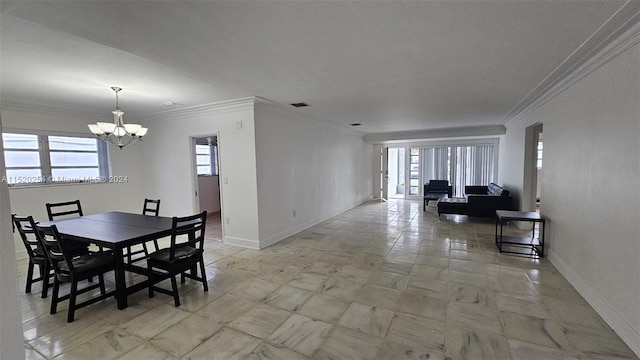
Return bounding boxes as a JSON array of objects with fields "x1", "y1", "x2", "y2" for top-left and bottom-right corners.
[{"x1": 88, "y1": 87, "x2": 147, "y2": 149}]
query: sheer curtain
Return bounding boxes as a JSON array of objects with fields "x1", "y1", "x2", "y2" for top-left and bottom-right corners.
[{"x1": 421, "y1": 145, "x2": 494, "y2": 196}]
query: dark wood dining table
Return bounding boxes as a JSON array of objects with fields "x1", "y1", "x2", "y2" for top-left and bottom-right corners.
[{"x1": 39, "y1": 211, "x2": 174, "y2": 309}]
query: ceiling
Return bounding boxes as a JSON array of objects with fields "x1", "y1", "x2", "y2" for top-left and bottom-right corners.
[{"x1": 0, "y1": 1, "x2": 635, "y2": 134}]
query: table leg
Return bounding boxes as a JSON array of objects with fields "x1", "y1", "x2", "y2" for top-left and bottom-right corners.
[
  {"x1": 495, "y1": 216, "x2": 498, "y2": 247},
  {"x1": 113, "y1": 247, "x2": 128, "y2": 310},
  {"x1": 495, "y1": 216, "x2": 502, "y2": 252},
  {"x1": 540, "y1": 220, "x2": 545, "y2": 257}
]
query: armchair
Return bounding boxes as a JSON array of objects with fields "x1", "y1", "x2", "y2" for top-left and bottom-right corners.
[{"x1": 423, "y1": 180, "x2": 453, "y2": 210}]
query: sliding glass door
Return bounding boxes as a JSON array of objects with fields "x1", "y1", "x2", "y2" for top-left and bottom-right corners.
[
  {"x1": 387, "y1": 148, "x2": 404, "y2": 198},
  {"x1": 408, "y1": 148, "x2": 421, "y2": 195},
  {"x1": 387, "y1": 147, "x2": 421, "y2": 198},
  {"x1": 422, "y1": 145, "x2": 495, "y2": 196},
  {"x1": 389, "y1": 143, "x2": 496, "y2": 198}
]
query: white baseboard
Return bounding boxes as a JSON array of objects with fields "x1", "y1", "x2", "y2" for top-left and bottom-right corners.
[
  {"x1": 548, "y1": 251, "x2": 640, "y2": 357},
  {"x1": 223, "y1": 236, "x2": 260, "y2": 250}
]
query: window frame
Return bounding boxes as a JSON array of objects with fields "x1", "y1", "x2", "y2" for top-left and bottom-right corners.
[
  {"x1": 536, "y1": 140, "x2": 543, "y2": 170},
  {"x1": 2, "y1": 129, "x2": 112, "y2": 187},
  {"x1": 195, "y1": 143, "x2": 218, "y2": 177}
]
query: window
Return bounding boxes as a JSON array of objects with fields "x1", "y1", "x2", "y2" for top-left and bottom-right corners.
[
  {"x1": 537, "y1": 141, "x2": 543, "y2": 170},
  {"x1": 2, "y1": 131, "x2": 110, "y2": 186},
  {"x1": 3, "y1": 133, "x2": 42, "y2": 183},
  {"x1": 196, "y1": 143, "x2": 218, "y2": 176},
  {"x1": 49, "y1": 136, "x2": 102, "y2": 180}
]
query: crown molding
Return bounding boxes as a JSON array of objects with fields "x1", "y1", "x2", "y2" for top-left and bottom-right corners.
[
  {"x1": 0, "y1": 100, "x2": 105, "y2": 122},
  {"x1": 504, "y1": 0, "x2": 640, "y2": 125},
  {"x1": 141, "y1": 96, "x2": 257, "y2": 121},
  {"x1": 364, "y1": 125, "x2": 506, "y2": 144}
]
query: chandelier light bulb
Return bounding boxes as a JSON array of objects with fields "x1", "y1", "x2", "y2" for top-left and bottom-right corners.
[{"x1": 87, "y1": 87, "x2": 148, "y2": 149}]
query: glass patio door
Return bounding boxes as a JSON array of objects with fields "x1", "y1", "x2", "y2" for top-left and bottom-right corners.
[
  {"x1": 408, "y1": 148, "x2": 421, "y2": 195},
  {"x1": 387, "y1": 147, "x2": 422, "y2": 198}
]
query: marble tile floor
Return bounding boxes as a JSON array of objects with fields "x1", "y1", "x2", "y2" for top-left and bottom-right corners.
[{"x1": 16, "y1": 200, "x2": 638, "y2": 359}]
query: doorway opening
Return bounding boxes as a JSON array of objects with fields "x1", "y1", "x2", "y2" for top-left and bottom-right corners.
[
  {"x1": 524, "y1": 123, "x2": 543, "y2": 213},
  {"x1": 534, "y1": 126, "x2": 543, "y2": 213},
  {"x1": 387, "y1": 148, "x2": 404, "y2": 198},
  {"x1": 387, "y1": 147, "x2": 423, "y2": 198},
  {"x1": 193, "y1": 135, "x2": 222, "y2": 240}
]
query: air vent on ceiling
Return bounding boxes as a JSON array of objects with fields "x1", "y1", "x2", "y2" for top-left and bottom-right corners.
[
  {"x1": 290, "y1": 102, "x2": 308, "y2": 108},
  {"x1": 350, "y1": 123, "x2": 362, "y2": 127}
]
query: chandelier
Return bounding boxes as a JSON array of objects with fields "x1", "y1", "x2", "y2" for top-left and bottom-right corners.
[{"x1": 87, "y1": 87, "x2": 148, "y2": 149}]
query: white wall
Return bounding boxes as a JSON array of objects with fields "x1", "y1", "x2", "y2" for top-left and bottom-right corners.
[
  {"x1": 254, "y1": 100, "x2": 372, "y2": 248},
  {"x1": 1, "y1": 106, "x2": 147, "y2": 259},
  {"x1": 141, "y1": 99, "x2": 260, "y2": 248},
  {"x1": 500, "y1": 37, "x2": 640, "y2": 354},
  {"x1": 197, "y1": 175, "x2": 221, "y2": 213},
  {"x1": 0, "y1": 114, "x2": 26, "y2": 360}
]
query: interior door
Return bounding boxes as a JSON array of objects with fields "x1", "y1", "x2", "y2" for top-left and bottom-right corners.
[{"x1": 381, "y1": 147, "x2": 389, "y2": 200}]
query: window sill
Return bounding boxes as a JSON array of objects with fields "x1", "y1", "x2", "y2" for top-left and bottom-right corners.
[
  {"x1": 6, "y1": 179, "x2": 129, "y2": 189},
  {"x1": 7, "y1": 182, "x2": 107, "y2": 189}
]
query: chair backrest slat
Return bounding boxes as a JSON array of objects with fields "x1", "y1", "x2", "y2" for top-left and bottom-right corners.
[
  {"x1": 169, "y1": 211, "x2": 207, "y2": 261},
  {"x1": 35, "y1": 223, "x2": 75, "y2": 274},
  {"x1": 46, "y1": 200, "x2": 83, "y2": 221},
  {"x1": 12, "y1": 214, "x2": 41, "y2": 259},
  {"x1": 143, "y1": 198, "x2": 161, "y2": 216}
]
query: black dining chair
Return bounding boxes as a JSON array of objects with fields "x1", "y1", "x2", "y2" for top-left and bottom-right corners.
[
  {"x1": 147, "y1": 211, "x2": 208, "y2": 307},
  {"x1": 35, "y1": 223, "x2": 116, "y2": 323},
  {"x1": 45, "y1": 200, "x2": 98, "y2": 252},
  {"x1": 45, "y1": 200, "x2": 84, "y2": 220},
  {"x1": 12, "y1": 214, "x2": 54, "y2": 298},
  {"x1": 125, "y1": 198, "x2": 162, "y2": 263},
  {"x1": 143, "y1": 198, "x2": 161, "y2": 251},
  {"x1": 143, "y1": 198, "x2": 161, "y2": 217}
]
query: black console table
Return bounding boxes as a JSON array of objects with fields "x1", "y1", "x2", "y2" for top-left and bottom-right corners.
[{"x1": 495, "y1": 210, "x2": 545, "y2": 257}]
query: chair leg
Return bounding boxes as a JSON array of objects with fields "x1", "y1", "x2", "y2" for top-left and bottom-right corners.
[
  {"x1": 50, "y1": 279, "x2": 60, "y2": 315},
  {"x1": 25, "y1": 260, "x2": 35, "y2": 293},
  {"x1": 182, "y1": 265, "x2": 195, "y2": 284},
  {"x1": 148, "y1": 263, "x2": 155, "y2": 298},
  {"x1": 41, "y1": 261, "x2": 50, "y2": 299},
  {"x1": 152, "y1": 239, "x2": 159, "y2": 252},
  {"x1": 98, "y1": 274, "x2": 106, "y2": 295},
  {"x1": 170, "y1": 275, "x2": 180, "y2": 307},
  {"x1": 199, "y1": 260, "x2": 208, "y2": 292},
  {"x1": 67, "y1": 281, "x2": 78, "y2": 323}
]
